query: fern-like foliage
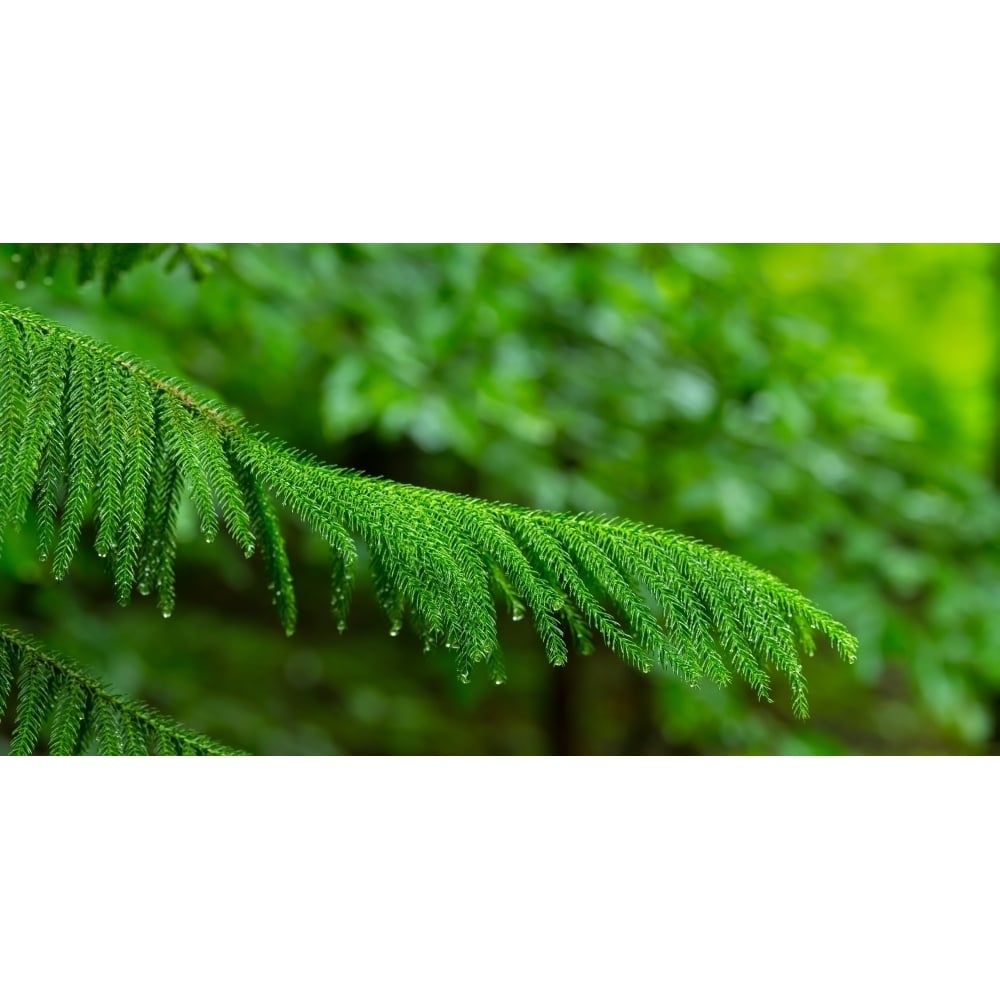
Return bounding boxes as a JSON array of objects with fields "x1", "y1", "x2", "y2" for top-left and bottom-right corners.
[
  {"x1": 5, "y1": 244, "x2": 223, "y2": 292},
  {"x1": 0, "y1": 626, "x2": 240, "y2": 755},
  {"x1": 0, "y1": 301, "x2": 858, "y2": 725}
]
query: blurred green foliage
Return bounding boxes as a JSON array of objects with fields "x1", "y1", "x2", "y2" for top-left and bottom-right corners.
[{"x1": 2, "y1": 243, "x2": 997, "y2": 754}]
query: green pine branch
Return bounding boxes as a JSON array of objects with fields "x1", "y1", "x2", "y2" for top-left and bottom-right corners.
[
  {"x1": 6, "y1": 244, "x2": 223, "y2": 292},
  {"x1": 0, "y1": 625, "x2": 242, "y2": 755},
  {"x1": 0, "y1": 301, "x2": 858, "y2": 741}
]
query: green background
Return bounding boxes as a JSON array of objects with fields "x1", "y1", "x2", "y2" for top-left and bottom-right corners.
[{"x1": 2, "y1": 243, "x2": 997, "y2": 754}]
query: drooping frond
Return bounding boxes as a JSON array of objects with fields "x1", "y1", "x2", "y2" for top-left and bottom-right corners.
[
  {"x1": 0, "y1": 302, "x2": 858, "y2": 716},
  {"x1": 0, "y1": 625, "x2": 241, "y2": 755},
  {"x1": 5, "y1": 244, "x2": 223, "y2": 292}
]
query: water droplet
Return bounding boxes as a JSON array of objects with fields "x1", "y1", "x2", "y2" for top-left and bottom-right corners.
[
  {"x1": 423, "y1": 641, "x2": 431, "y2": 653},
  {"x1": 162, "y1": 610, "x2": 172, "y2": 619},
  {"x1": 11, "y1": 253, "x2": 21, "y2": 263},
  {"x1": 337, "y1": 620, "x2": 347, "y2": 635},
  {"x1": 137, "y1": 581, "x2": 151, "y2": 596},
  {"x1": 512, "y1": 609, "x2": 524, "y2": 622},
  {"x1": 444, "y1": 641, "x2": 452, "y2": 649},
  {"x1": 494, "y1": 678, "x2": 504, "y2": 686},
  {"x1": 15, "y1": 280, "x2": 25, "y2": 290},
  {"x1": 389, "y1": 625, "x2": 401, "y2": 637}
]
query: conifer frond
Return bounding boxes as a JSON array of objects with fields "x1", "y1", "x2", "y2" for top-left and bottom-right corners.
[
  {"x1": 5, "y1": 243, "x2": 223, "y2": 292},
  {"x1": 0, "y1": 626, "x2": 241, "y2": 755},
  {"x1": 0, "y1": 303, "x2": 858, "y2": 718}
]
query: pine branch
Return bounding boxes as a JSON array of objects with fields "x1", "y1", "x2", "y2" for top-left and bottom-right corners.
[
  {"x1": 5, "y1": 244, "x2": 223, "y2": 292},
  {"x1": 0, "y1": 625, "x2": 242, "y2": 755},
  {"x1": 0, "y1": 302, "x2": 858, "y2": 718}
]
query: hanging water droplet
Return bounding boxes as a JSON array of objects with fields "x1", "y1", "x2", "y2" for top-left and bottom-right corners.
[
  {"x1": 512, "y1": 609, "x2": 524, "y2": 622},
  {"x1": 336, "y1": 620, "x2": 347, "y2": 635},
  {"x1": 137, "y1": 580, "x2": 151, "y2": 596},
  {"x1": 494, "y1": 677, "x2": 504, "y2": 686},
  {"x1": 389, "y1": 624, "x2": 401, "y2": 637},
  {"x1": 444, "y1": 641, "x2": 452, "y2": 649},
  {"x1": 162, "y1": 610, "x2": 172, "y2": 619},
  {"x1": 423, "y1": 641, "x2": 431, "y2": 653}
]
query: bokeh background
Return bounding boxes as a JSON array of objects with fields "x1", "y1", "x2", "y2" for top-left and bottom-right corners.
[{"x1": 1, "y1": 243, "x2": 997, "y2": 754}]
